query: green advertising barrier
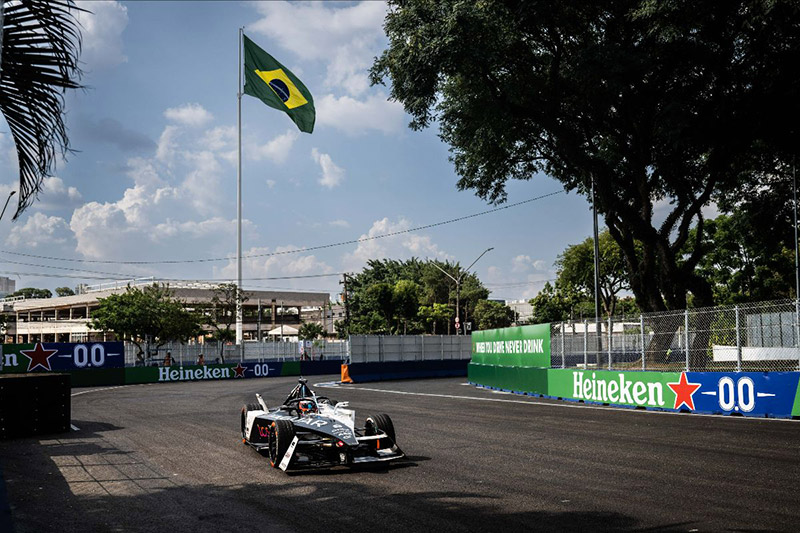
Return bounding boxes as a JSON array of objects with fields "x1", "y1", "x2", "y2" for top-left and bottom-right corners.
[
  {"x1": 471, "y1": 323, "x2": 550, "y2": 367},
  {"x1": 548, "y1": 369, "x2": 681, "y2": 409}
]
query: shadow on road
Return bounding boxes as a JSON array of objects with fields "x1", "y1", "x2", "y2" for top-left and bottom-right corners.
[{"x1": 0, "y1": 424, "x2": 665, "y2": 533}]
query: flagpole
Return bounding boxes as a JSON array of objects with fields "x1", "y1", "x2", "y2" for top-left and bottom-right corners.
[{"x1": 236, "y1": 27, "x2": 244, "y2": 354}]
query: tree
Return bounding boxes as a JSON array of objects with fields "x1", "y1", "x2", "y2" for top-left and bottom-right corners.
[
  {"x1": 345, "y1": 258, "x2": 490, "y2": 335},
  {"x1": 10, "y1": 287, "x2": 51, "y2": 299},
  {"x1": 55, "y1": 286, "x2": 75, "y2": 297},
  {"x1": 204, "y1": 283, "x2": 249, "y2": 362},
  {"x1": 556, "y1": 231, "x2": 631, "y2": 317},
  {"x1": 298, "y1": 322, "x2": 324, "y2": 341},
  {"x1": 392, "y1": 279, "x2": 421, "y2": 334},
  {"x1": 418, "y1": 303, "x2": 452, "y2": 334},
  {"x1": 529, "y1": 282, "x2": 589, "y2": 325},
  {"x1": 1, "y1": 1, "x2": 83, "y2": 218},
  {"x1": 371, "y1": 0, "x2": 800, "y2": 313},
  {"x1": 90, "y1": 284, "x2": 202, "y2": 364},
  {"x1": 473, "y1": 300, "x2": 514, "y2": 330}
]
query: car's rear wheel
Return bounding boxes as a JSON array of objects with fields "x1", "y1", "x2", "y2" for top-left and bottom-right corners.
[
  {"x1": 268, "y1": 419, "x2": 295, "y2": 468},
  {"x1": 365, "y1": 413, "x2": 396, "y2": 448}
]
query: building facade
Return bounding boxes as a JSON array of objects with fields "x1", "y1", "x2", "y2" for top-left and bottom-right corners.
[{"x1": 4, "y1": 280, "x2": 330, "y2": 344}]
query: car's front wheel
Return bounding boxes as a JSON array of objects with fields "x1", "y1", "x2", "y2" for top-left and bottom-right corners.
[
  {"x1": 365, "y1": 413, "x2": 396, "y2": 449},
  {"x1": 268, "y1": 419, "x2": 295, "y2": 468}
]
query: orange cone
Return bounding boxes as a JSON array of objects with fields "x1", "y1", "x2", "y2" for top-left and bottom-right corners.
[{"x1": 340, "y1": 364, "x2": 353, "y2": 384}]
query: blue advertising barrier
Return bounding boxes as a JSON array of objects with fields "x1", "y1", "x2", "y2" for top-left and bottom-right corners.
[
  {"x1": 685, "y1": 371, "x2": 800, "y2": 418},
  {"x1": 1, "y1": 342, "x2": 125, "y2": 373}
]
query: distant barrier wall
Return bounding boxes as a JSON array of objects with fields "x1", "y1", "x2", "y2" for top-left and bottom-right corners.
[
  {"x1": 468, "y1": 318, "x2": 800, "y2": 418},
  {"x1": 349, "y1": 335, "x2": 471, "y2": 363}
]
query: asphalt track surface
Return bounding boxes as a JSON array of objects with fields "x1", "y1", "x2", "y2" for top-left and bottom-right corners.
[{"x1": 1, "y1": 376, "x2": 799, "y2": 532}]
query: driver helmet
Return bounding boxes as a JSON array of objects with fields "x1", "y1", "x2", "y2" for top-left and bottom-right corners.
[{"x1": 298, "y1": 399, "x2": 317, "y2": 415}]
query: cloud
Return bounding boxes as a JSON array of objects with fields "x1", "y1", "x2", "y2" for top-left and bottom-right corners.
[
  {"x1": 75, "y1": 116, "x2": 155, "y2": 152},
  {"x1": 250, "y1": 1, "x2": 387, "y2": 95},
  {"x1": 164, "y1": 103, "x2": 213, "y2": 127},
  {"x1": 75, "y1": 1, "x2": 128, "y2": 70},
  {"x1": 215, "y1": 245, "x2": 335, "y2": 289},
  {"x1": 311, "y1": 149, "x2": 344, "y2": 188},
  {"x1": 35, "y1": 177, "x2": 83, "y2": 210},
  {"x1": 6, "y1": 213, "x2": 71, "y2": 248},
  {"x1": 511, "y1": 254, "x2": 550, "y2": 274},
  {"x1": 330, "y1": 219, "x2": 349, "y2": 228},
  {"x1": 316, "y1": 93, "x2": 406, "y2": 135},
  {"x1": 249, "y1": 130, "x2": 299, "y2": 164},
  {"x1": 342, "y1": 217, "x2": 453, "y2": 271}
]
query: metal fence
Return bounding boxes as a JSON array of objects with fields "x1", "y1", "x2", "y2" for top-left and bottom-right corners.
[
  {"x1": 124, "y1": 339, "x2": 349, "y2": 366},
  {"x1": 550, "y1": 299, "x2": 800, "y2": 372},
  {"x1": 349, "y1": 335, "x2": 472, "y2": 363}
]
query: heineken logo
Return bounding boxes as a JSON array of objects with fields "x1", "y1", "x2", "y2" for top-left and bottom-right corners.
[
  {"x1": 573, "y1": 371, "x2": 667, "y2": 407},
  {"x1": 159, "y1": 366, "x2": 231, "y2": 382}
]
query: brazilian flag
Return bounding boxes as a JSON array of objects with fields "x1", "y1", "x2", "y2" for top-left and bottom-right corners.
[{"x1": 243, "y1": 34, "x2": 315, "y2": 133}]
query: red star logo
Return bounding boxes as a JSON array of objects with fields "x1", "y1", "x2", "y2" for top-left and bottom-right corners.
[
  {"x1": 20, "y1": 343, "x2": 59, "y2": 372},
  {"x1": 233, "y1": 363, "x2": 247, "y2": 378},
  {"x1": 667, "y1": 372, "x2": 701, "y2": 410}
]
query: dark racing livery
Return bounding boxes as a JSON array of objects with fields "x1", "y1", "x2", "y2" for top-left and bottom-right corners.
[{"x1": 240, "y1": 378, "x2": 404, "y2": 470}]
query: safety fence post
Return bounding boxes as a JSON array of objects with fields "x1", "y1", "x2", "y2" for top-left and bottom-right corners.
[
  {"x1": 583, "y1": 320, "x2": 588, "y2": 369},
  {"x1": 735, "y1": 306, "x2": 742, "y2": 372},
  {"x1": 685, "y1": 308, "x2": 690, "y2": 372},
  {"x1": 561, "y1": 322, "x2": 566, "y2": 369},
  {"x1": 640, "y1": 314, "x2": 645, "y2": 371},
  {"x1": 607, "y1": 315, "x2": 612, "y2": 370}
]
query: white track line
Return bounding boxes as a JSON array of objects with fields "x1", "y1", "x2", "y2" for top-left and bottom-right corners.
[
  {"x1": 317, "y1": 383, "x2": 800, "y2": 424},
  {"x1": 71, "y1": 386, "x2": 126, "y2": 397}
]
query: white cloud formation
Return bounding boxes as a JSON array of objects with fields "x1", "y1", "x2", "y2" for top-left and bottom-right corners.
[
  {"x1": 215, "y1": 245, "x2": 335, "y2": 288},
  {"x1": 316, "y1": 93, "x2": 406, "y2": 136},
  {"x1": 164, "y1": 103, "x2": 213, "y2": 127},
  {"x1": 35, "y1": 177, "x2": 83, "y2": 210},
  {"x1": 511, "y1": 254, "x2": 549, "y2": 274},
  {"x1": 75, "y1": 1, "x2": 128, "y2": 70},
  {"x1": 311, "y1": 149, "x2": 344, "y2": 188},
  {"x1": 250, "y1": 1, "x2": 387, "y2": 96},
  {"x1": 6, "y1": 213, "x2": 71, "y2": 248},
  {"x1": 342, "y1": 217, "x2": 453, "y2": 271},
  {"x1": 249, "y1": 130, "x2": 299, "y2": 164}
]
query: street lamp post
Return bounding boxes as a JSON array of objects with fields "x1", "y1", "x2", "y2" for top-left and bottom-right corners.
[
  {"x1": 431, "y1": 247, "x2": 494, "y2": 334},
  {"x1": 0, "y1": 191, "x2": 16, "y2": 221}
]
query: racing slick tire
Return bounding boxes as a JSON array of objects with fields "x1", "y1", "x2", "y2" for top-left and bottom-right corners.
[
  {"x1": 365, "y1": 413, "x2": 396, "y2": 449},
  {"x1": 241, "y1": 403, "x2": 261, "y2": 441},
  {"x1": 268, "y1": 419, "x2": 295, "y2": 468}
]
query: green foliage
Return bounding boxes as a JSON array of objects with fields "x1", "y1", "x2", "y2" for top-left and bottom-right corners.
[
  {"x1": 529, "y1": 282, "x2": 594, "y2": 324},
  {"x1": 372, "y1": 0, "x2": 800, "y2": 312},
  {"x1": 346, "y1": 258, "x2": 488, "y2": 335},
  {"x1": 298, "y1": 322, "x2": 324, "y2": 340},
  {"x1": 203, "y1": 283, "x2": 249, "y2": 353},
  {"x1": 688, "y1": 171, "x2": 798, "y2": 304},
  {"x1": 10, "y1": 287, "x2": 52, "y2": 299},
  {"x1": 55, "y1": 286, "x2": 75, "y2": 297},
  {"x1": 556, "y1": 231, "x2": 632, "y2": 317},
  {"x1": 1, "y1": 0, "x2": 84, "y2": 219},
  {"x1": 90, "y1": 284, "x2": 202, "y2": 363},
  {"x1": 473, "y1": 300, "x2": 514, "y2": 330}
]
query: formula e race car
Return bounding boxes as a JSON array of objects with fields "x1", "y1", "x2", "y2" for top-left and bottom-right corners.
[{"x1": 240, "y1": 378, "x2": 404, "y2": 470}]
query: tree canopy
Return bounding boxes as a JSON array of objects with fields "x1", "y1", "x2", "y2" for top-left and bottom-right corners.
[
  {"x1": 91, "y1": 284, "x2": 202, "y2": 363},
  {"x1": 372, "y1": 0, "x2": 800, "y2": 313},
  {"x1": 346, "y1": 258, "x2": 489, "y2": 334},
  {"x1": 10, "y1": 287, "x2": 52, "y2": 299}
]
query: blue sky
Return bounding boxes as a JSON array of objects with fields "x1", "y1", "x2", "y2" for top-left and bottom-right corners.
[{"x1": 0, "y1": 1, "x2": 598, "y2": 302}]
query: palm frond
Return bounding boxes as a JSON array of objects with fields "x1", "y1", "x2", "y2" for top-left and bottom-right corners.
[{"x1": 0, "y1": 0, "x2": 84, "y2": 219}]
